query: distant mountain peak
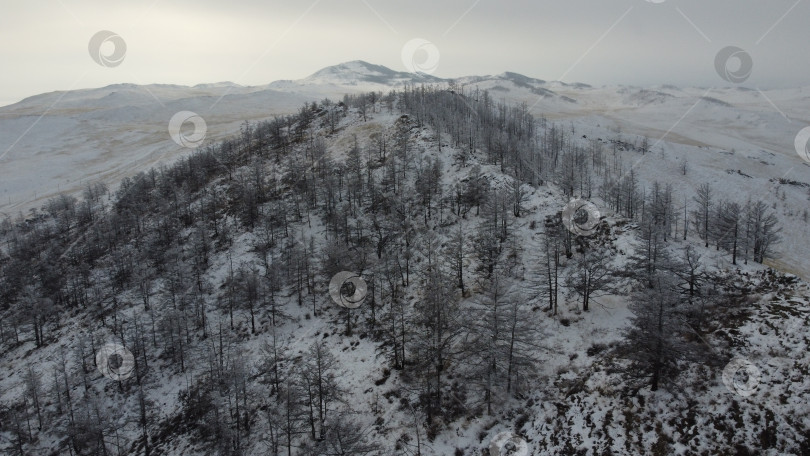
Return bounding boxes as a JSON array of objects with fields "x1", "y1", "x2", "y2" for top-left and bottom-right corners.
[
  {"x1": 302, "y1": 61, "x2": 444, "y2": 86},
  {"x1": 307, "y1": 60, "x2": 395, "y2": 78}
]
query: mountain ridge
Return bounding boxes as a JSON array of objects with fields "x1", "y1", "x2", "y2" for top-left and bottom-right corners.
[
  {"x1": 1, "y1": 60, "x2": 809, "y2": 282},
  {"x1": 0, "y1": 61, "x2": 586, "y2": 111},
  {"x1": 7, "y1": 60, "x2": 810, "y2": 113}
]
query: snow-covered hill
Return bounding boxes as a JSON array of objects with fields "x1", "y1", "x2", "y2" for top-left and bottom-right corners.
[
  {"x1": 0, "y1": 90, "x2": 807, "y2": 455},
  {"x1": 1, "y1": 60, "x2": 809, "y2": 280},
  {"x1": 286, "y1": 60, "x2": 443, "y2": 88}
]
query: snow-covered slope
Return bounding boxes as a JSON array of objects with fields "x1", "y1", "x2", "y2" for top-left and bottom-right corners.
[
  {"x1": 1, "y1": 61, "x2": 808, "y2": 279},
  {"x1": 0, "y1": 95, "x2": 807, "y2": 455},
  {"x1": 0, "y1": 61, "x2": 438, "y2": 216},
  {"x1": 0, "y1": 85, "x2": 308, "y2": 216},
  {"x1": 293, "y1": 60, "x2": 443, "y2": 87}
]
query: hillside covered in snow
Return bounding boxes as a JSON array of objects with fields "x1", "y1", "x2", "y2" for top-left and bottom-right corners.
[
  {"x1": 2, "y1": 61, "x2": 808, "y2": 280},
  {"x1": 0, "y1": 87, "x2": 808, "y2": 455}
]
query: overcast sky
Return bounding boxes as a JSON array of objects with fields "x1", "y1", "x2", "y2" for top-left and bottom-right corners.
[{"x1": 1, "y1": 0, "x2": 808, "y2": 107}]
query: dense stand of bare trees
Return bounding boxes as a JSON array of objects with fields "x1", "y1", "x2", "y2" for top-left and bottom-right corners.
[{"x1": 0, "y1": 86, "x2": 785, "y2": 455}]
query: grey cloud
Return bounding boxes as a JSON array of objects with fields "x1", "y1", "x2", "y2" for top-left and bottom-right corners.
[{"x1": 1, "y1": 0, "x2": 808, "y2": 106}]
